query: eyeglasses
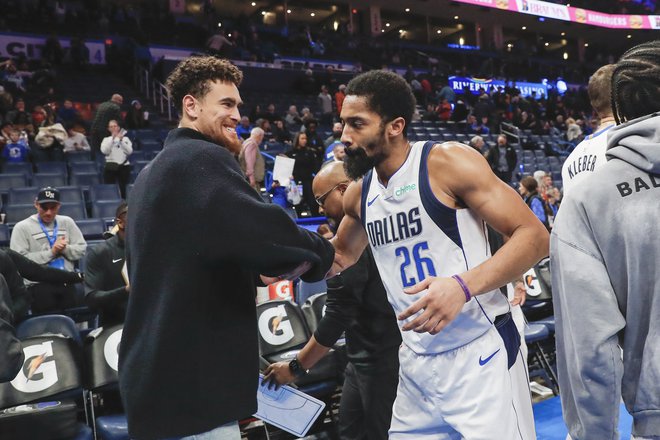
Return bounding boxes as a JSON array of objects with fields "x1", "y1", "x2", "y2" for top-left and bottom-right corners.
[{"x1": 315, "y1": 181, "x2": 348, "y2": 207}]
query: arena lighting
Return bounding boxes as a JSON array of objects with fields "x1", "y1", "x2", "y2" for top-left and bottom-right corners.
[
  {"x1": 627, "y1": 34, "x2": 632, "y2": 38},
  {"x1": 405, "y1": 8, "x2": 410, "y2": 12},
  {"x1": 105, "y1": 39, "x2": 112, "y2": 45},
  {"x1": 386, "y1": 22, "x2": 391, "y2": 27},
  {"x1": 545, "y1": 42, "x2": 549, "y2": 46},
  {"x1": 563, "y1": 52, "x2": 568, "y2": 60},
  {"x1": 522, "y1": 26, "x2": 527, "y2": 30},
  {"x1": 538, "y1": 17, "x2": 545, "y2": 22},
  {"x1": 454, "y1": 15, "x2": 459, "y2": 19},
  {"x1": 459, "y1": 37, "x2": 465, "y2": 45},
  {"x1": 261, "y1": 11, "x2": 266, "y2": 15},
  {"x1": 228, "y1": 33, "x2": 232, "y2": 37},
  {"x1": 333, "y1": 20, "x2": 339, "y2": 30},
  {"x1": 352, "y1": 8, "x2": 357, "y2": 14},
  {"x1": 287, "y1": 9, "x2": 291, "y2": 13},
  {"x1": 437, "y1": 29, "x2": 442, "y2": 34},
  {"x1": 217, "y1": 22, "x2": 222, "y2": 27},
  {"x1": 310, "y1": 12, "x2": 315, "y2": 17},
  {"x1": 584, "y1": 43, "x2": 589, "y2": 47},
  {"x1": 556, "y1": 79, "x2": 567, "y2": 93},
  {"x1": 251, "y1": 2, "x2": 256, "y2": 6},
  {"x1": 561, "y1": 32, "x2": 566, "y2": 36}
]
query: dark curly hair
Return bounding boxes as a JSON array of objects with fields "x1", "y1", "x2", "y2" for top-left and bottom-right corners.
[
  {"x1": 165, "y1": 56, "x2": 243, "y2": 114},
  {"x1": 344, "y1": 70, "x2": 416, "y2": 137},
  {"x1": 611, "y1": 40, "x2": 660, "y2": 124}
]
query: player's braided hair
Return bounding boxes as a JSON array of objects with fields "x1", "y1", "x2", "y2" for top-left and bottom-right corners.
[{"x1": 611, "y1": 40, "x2": 660, "y2": 124}]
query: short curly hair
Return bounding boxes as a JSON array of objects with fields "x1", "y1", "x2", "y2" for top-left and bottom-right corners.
[
  {"x1": 165, "y1": 56, "x2": 243, "y2": 113},
  {"x1": 345, "y1": 70, "x2": 416, "y2": 137}
]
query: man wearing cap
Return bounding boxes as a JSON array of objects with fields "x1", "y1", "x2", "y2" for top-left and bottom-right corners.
[
  {"x1": 84, "y1": 202, "x2": 128, "y2": 326},
  {"x1": 10, "y1": 187, "x2": 87, "y2": 314}
]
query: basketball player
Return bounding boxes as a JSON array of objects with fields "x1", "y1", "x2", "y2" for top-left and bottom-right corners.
[
  {"x1": 561, "y1": 64, "x2": 616, "y2": 197},
  {"x1": 331, "y1": 70, "x2": 548, "y2": 439},
  {"x1": 552, "y1": 41, "x2": 660, "y2": 440}
]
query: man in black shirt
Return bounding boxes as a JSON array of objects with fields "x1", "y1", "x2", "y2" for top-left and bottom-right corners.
[
  {"x1": 264, "y1": 161, "x2": 401, "y2": 440},
  {"x1": 119, "y1": 57, "x2": 334, "y2": 440},
  {"x1": 84, "y1": 202, "x2": 128, "y2": 326}
]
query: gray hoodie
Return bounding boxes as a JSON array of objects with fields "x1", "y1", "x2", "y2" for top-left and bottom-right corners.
[{"x1": 550, "y1": 112, "x2": 660, "y2": 440}]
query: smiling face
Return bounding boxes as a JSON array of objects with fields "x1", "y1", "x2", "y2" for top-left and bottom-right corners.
[
  {"x1": 340, "y1": 95, "x2": 388, "y2": 178},
  {"x1": 185, "y1": 80, "x2": 243, "y2": 154}
]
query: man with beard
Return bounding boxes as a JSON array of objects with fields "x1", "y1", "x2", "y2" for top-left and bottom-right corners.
[
  {"x1": 263, "y1": 161, "x2": 401, "y2": 440},
  {"x1": 326, "y1": 70, "x2": 548, "y2": 439},
  {"x1": 119, "y1": 56, "x2": 335, "y2": 440}
]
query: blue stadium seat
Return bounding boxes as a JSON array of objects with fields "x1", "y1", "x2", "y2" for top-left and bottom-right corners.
[
  {"x1": 0, "y1": 174, "x2": 30, "y2": 195},
  {"x1": 138, "y1": 139, "x2": 162, "y2": 153},
  {"x1": 58, "y1": 201, "x2": 87, "y2": 221},
  {"x1": 69, "y1": 161, "x2": 99, "y2": 175},
  {"x1": 17, "y1": 314, "x2": 81, "y2": 345},
  {"x1": 91, "y1": 200, "x2": 122, "y2": 219},
  {"x1": 70, "y1": 172, "x2": 101, "y2": 189},
  {"x1": 0, "y1": 224, "x2": 10, "y2": 246},
  {"x1": 36, "y1": 161, "x2": 68, "y2": 178},
  {"x1": 65, "y1": 151, "x2": 92, "y2": 162},
  {"x1": 4, "y1": 204, "x2": 36, "y2": 225},
  {"x1": 3, "y1": 162, "x2": 33, "y2": 177},
  {"x1": 57, "y1": 186, "x2": 85, "y2": 204},
  {"x1": 32, "y1": 173, "x2": 66, "y2": 188},
  {"x1": 7, "y1": 186, "x2": 39, "y2": 205},
  {"x1": 296, "y1": 279, "x2": 328, "y2": 304},
  {"x1": 90, "y1": 184, "x2": 121, "y2": 202},
  {"x1": 75, "y1": 218, "x2": 106, "y2": 240}
]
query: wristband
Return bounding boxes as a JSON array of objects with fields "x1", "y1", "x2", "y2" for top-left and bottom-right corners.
[{"x1": 451, "y1": 274, "x2": 472, "y2": 303}]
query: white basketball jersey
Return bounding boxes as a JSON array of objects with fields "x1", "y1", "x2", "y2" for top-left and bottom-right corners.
[
  {"x1": 361, "y1": 141, "x2": 509, "y2": 355},
  {"x1": 561, "y1": 124, "x2": 614, "y2": 197}
]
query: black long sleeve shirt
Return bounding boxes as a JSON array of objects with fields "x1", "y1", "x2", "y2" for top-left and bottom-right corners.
[
  {"x1": 314, "y1": 248, "x2": 401, "y2": 373},
  {"x1": 84, "y1": 234, "x2": 127, "y2": 326}
]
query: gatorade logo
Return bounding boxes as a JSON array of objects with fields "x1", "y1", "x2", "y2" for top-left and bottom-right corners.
[
  {"x1": 268, "y1": 281, "x2": 293, "y2": 300},
  {"x1": 258, "y1": 305, "x2": 294, "y2": 346},
  {"x1": 103, "y1": 329, "x2": 123, "y2": 371},
  {"x1": 11, "y1": 341, "x2": 58, "y2": 393},
  {"x1": 524, "y1": 268, "x2": 542, "y2": 297}
]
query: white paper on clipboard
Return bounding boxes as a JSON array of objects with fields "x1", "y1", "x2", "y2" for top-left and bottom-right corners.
[
  {"x1": 254, "y1": 374, "x2": 326, "y2": 437},
  {"x1": 272, "y1": 156, "x2": 295, "y2": 187}
]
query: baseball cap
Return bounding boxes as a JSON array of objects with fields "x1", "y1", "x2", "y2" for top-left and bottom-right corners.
[{"x1": 36, "y1": 187, "x2": 60, "y2": 204}]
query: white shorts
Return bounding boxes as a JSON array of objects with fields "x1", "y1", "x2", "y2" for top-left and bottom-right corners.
[{"x1": 389, "y1": 325, "x2": 535, "y2": 440}]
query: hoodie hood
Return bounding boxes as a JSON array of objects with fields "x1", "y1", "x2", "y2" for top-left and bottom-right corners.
[{"x1": 606, "y1": 112, "x2": 660, "y2": 174}]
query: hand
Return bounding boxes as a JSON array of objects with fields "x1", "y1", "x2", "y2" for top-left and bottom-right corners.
[
  {"x1": 398, "y1": 276, "x2": 467, "y2": 335},
  {"x1": 260, "y1": 261, "x2": 312, "y2": 285},
  {"x1": 52, "y1": 237, "x2": 68, "y2": 255},
  {"x1": 511, "y1": 281, "x2": 526, "y2": 306},
  {"x1": 262, "y1": 361, "x2": 295, "y2": 390},
  {"x1": 249, "y1": 175, "x2": 256, "y2": 187}
]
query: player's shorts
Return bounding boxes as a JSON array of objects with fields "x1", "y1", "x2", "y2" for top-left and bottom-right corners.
[{"x1": 389, "y1": 319, "x2": 535, "y2": 440}]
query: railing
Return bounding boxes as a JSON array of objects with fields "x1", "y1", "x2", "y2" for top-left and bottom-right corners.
[
  {"x1": 133, "y1": 64, "x2": 176, "y2": 122},
  {"x1": 500, "y1": 121, "x2": 521, "y2": 145}
]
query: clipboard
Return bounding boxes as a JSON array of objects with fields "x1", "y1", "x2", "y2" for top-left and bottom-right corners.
[{"x1": 254, "y1": 374, "x2": 326, "y2": 437}]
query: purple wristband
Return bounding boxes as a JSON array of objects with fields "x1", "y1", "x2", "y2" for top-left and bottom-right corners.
[{"x1": 451, "y1": 274, "x2": 472, "y2": 303}]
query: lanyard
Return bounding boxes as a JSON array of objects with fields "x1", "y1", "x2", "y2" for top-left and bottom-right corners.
[{"x1": 38, "y1": 217, "x2": 65, "y2": 269}]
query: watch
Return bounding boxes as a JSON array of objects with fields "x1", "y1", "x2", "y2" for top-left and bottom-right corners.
[{"x1": 288, "y1": 357, "x2": 308, "y2": 378}]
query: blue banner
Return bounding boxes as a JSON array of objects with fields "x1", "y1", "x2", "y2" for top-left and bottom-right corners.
[{"x1": 449, "y1": 76, "x2": 548, "y2": 98}]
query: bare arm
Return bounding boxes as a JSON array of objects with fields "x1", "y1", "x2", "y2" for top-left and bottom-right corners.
[
  {"x1": 261, "y1": 335, "x2": 331, "y2": 388},
  {"x1": 327, "y1": 179, "x2": 369, "y2": 277},
  {"x1": 399, "y1": 142, "x2": 548, "y2": 333}
]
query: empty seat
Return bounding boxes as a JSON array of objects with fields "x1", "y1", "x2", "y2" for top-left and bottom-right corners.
[
  {"x1": 7, "y1": 186, "x2": 39, "y2": 205},
  {"x1": 69, "y1": 161, "x2": 98, "y2": 175},
  {"x1": 90, "y1": 184, "x2": 121, "y2": 202},
  {"x1": 32, "y1": 173, "x2": 66, "y2": 188},
  {"x1": 75, "y1": 218, "x2": 106, "y2": 240},
  {"x1": 0, "y1": 174, "x2": 29, "y2": 194},
  {"x1": 3, "y1": 162, "x2": 33, "y2": 177},
  {"x1": 57, "y1": 186, "x2": 85, "y2": 204},
  {"x1": 4, "y1": 204, "x2": 35, "y2": 225},
  {"x1": 0, "y1": 224, "x2": 9, "y2": 246},
  {"x1": 91, "y1": 200, "x2": 122, "y2": 219},
  {"x1": 36, "y1": 161, "x2": 68, "y2": 177},
  {"x1": 58, "y1": 201, "x2": 87, "y2": 221},
  {"x1": 70, "y1": 172, "x2": 100, "y2": 189}
]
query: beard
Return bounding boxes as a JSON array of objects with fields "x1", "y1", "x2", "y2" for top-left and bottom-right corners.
[
  {"x1": 343, "y1": 127, "x2": 386, "y2": 180},
  {"x1": 215, "y1": 128, "x2": 243, "y2": 154}
]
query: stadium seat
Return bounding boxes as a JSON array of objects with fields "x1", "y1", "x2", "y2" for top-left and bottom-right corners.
[
  {"x1": 59, "y1": 201, "x2": 88, "y2": 220},
  {"x1": 0, "y1": 174, "x2": 30, "y2": 195},
  {"x1": 69, "y1": 172, "x2": 101, "y2": 189},
  {"x1": 91, "y1": 200, "x2": 122, "y2": 219},
  {"x1": 3, "y1": 162, "x2": 33, "y2": 177},
  {"x1": 0, "y1": 315, "x2": 87, "y2": 439},
  {"x1": 0, "y1": 224, "x2": 9, "y2": 246},
  {"x1": 7, "y1": 186, "x2": 39, "y2": 205},
  {"x1": 4, "y1": 204, "x2": 37, "y2": 225},
  {"x1": 32, "y1": 172, "x2": 67, "y2": 188},
  {"x1": 57, "y1": 186, "x2": 85, "y2": 204},
  {"x1": 525, "y1": 323, "x2": 559, "y2": 395},
  {"x1": 69, "y1": 161, "x2": 98, "y2": 175},
  {"x1": 65, "y1": 152, "x2": 92, "y2": 163},
  {"x1": 301, "y1": 292, "x2": 327, "y2": 334},
  {"x1": 296, "y1": 279, "x2": 327, "y2": 304},
  {"x1": 76, "y1": 218, "x2": 107, "y2": 240},
  {"x1": 36, "y1": 161, "x2": 68, "y2": 178},
  {"x1": 89, "y1": 184, "x2": 121, "y2": 202}
]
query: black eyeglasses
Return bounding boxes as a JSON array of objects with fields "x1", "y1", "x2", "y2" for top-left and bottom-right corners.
[{"x1": 315, "y1": 181, "x2": 348, "y2": 207}]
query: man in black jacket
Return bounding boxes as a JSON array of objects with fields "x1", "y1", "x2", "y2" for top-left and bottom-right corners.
[
  {"x1": 119, "y1": 56, "x2": 335, "y2": 440},
  {"x1": 484, "y1": 134, "x2": 518, "y2": 183},
  {"x1": 264, "y1": 161, "x2": 401, "y2": 440},
  {"x1": 84, "y1": 202, "x2": 128, "y2": 326}
]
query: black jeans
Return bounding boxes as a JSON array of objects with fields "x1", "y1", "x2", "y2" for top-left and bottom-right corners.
[
  {"x1": 338, "y1": 362, "x2": 399, "y2": 440},
  {"x1": 104, "y1": 164, "x2": 131, "y2": 199}
]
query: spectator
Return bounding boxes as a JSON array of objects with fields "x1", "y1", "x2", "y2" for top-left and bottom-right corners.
[
  {"x1": 5, "y1": 98, "x2": 33, "y2": 136},
  {"x1": 235, "y1": 115, "x2": 252, "y2": 140},
  {"x1": 270, "y1": 118, "x2": 292, "y2": 145},
  {"x1": 436, "y1": 98, "x2": 452, "y2": 121},
  {"x1": 63, "y1": 127, "x2": 91, "y2": 154},
  {"x1": 284, "y1": 105, "x2": 302, "y2": 133},
  {"x1": 56, "y1": 99, "x2": 81, "y2": 127},
  {"x1": 84, "y1": 202, "x2": 128, "y2": 326},
  {"x1": 238, "y1": 127, "x2": 265, "y2": 190},
  {"x1": 100, "y1": 119, "x2": 133, "y2": 199},
  {"x1": 268, "y1": 180, "x2": 288, "y2": 209},
  {"x1": 10, "y1": 187, "x2": 87, "y2": 315},
  {"x1": 1, "y1": 128, "x2": 29, "y2": 163},
  {"x1": 518, "y1": 176, "x2": 550, "y2": 230},
  {"x1": 90, "y1": 93, "x2": 123, "y2": 158},
  {"x1": 566, "y1": 117, "x2": 582, "y2": 142},
  {"x1": 304, "y1": 120, "x2": 325, "y2": 163},
  {"x1": 318, "y1": 85, "x2": 333, "y2": 125},
  {"x1": 484, "y1": 134, "x2": 517, "y2": 183},
  {"x1": 33, "y1": 122, "x2": 67, "y2": 162},
  {"x1": 206, "y1": 30, "x2": 233, "y2": 56},
  {"x1": 335, "y1": 84, "x2": 346, "y2": 116},
  {"x1": 323, "y1": 141, "x2": 346, "y2": 165},
  {"x1": 263, "y1": 103, "x2": 278, "y2": 123},
  {"x1": 324, "y1": 121, "x2": 343, "y2": 148},
  {"x1": 469, "y1": 135, "x2": 485, "y2": 153},
  {"x1": 285, "y1": 132, "x2": 319, "y2": 216},
  {"x1": 125, "y1": 99, "x2": 148, "y2": 129}
]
